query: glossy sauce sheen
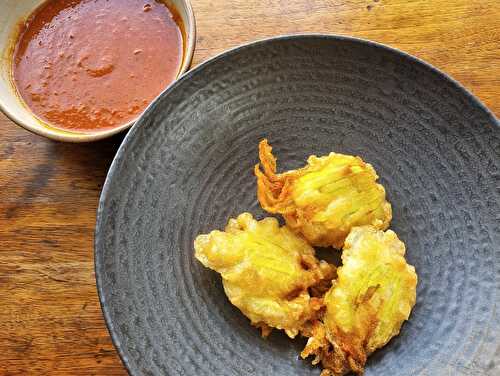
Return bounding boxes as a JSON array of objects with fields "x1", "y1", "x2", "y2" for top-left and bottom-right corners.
[{"x1": 13, "y1": 0, "x2": 183, "y2": 132}]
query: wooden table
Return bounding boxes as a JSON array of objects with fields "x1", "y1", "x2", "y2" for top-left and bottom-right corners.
[{"x1": 1, "y1": 0, "x2": 498, "y2": 374}]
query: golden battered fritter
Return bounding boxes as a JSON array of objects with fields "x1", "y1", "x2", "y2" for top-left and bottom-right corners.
[
  {"x1": 255, "y1": 139, "x2": 392, "y2": 248},
  {"x1": 194, "y1": 213, "x2": 336, "y2": 338},
  {"x1": 301, "y1": 226, "x2": 417, "y2": 375}
]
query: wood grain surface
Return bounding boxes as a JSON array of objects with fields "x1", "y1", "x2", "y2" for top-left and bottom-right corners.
[{"x1": 1, "y1": 0, "x2": 498, "y2": 375}]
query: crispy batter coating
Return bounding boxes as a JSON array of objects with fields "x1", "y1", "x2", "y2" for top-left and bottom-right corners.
[
  {"x1": 301, "y1": 226, "x2": 417, "y2": 375},
  {"x1": 194, "y1": 213, "x2": 336, "y2": 338},
  {"x1": 255, "y1": 139, "x2": 392, "y2": 248}
]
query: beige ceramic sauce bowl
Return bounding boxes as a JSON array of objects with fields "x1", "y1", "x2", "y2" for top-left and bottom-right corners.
[{"x1": 0, "y1": 0, "x2": 195, "y2": 142}]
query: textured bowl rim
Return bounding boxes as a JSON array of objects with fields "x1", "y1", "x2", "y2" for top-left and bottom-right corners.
[
  {"x1": 94, "y1": 33, "x2": 499, "y2": 376},
  {"x1": 0, "y1": 0, "x2": 196, "y2": 143}
]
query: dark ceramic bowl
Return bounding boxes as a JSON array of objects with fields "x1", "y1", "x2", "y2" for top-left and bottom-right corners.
[{"x1": 95, "y1": 35, "x2": 500, "y2": 376}]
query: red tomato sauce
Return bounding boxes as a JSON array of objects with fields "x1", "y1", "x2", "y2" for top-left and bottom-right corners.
[{"x1": 12, "y1": 0, "x2": 183, "y2": 133}]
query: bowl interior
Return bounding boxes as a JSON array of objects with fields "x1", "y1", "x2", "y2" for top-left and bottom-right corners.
[
  {"x1": 0, "y1": 1, "x2": 49, "y2": 136},
  {"x1": 95, "y1": 36, "x2": 500, "y2": 376},
  {"x1": 0, "y1": 0, "x2": 195, "y2": 142}
]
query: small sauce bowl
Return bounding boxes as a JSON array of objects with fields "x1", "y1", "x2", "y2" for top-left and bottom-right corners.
[{"x1": 0, "y1": 0, "x2": 195, "y2": 142}]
